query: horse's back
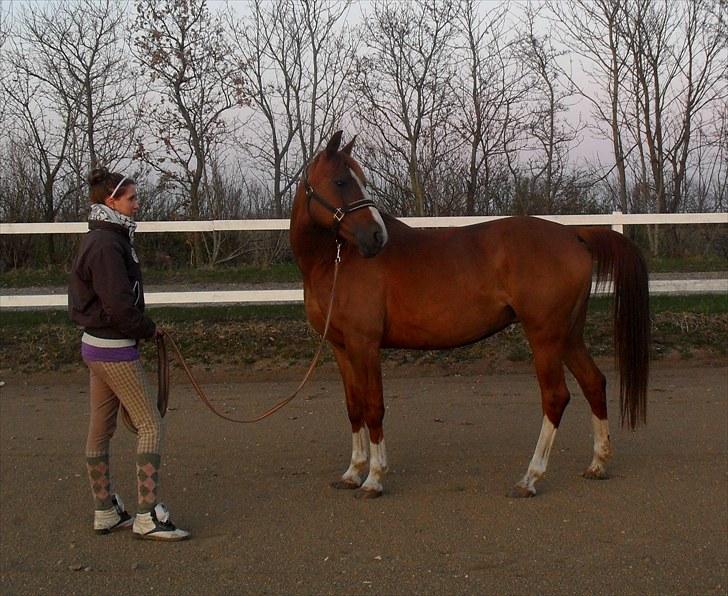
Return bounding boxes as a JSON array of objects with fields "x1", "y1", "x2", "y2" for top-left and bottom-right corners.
[
  {"x1": 376, "y1": 216, "x2": 593, "y2": 348},
  {"x1": 384, "y1": 215, "x2": 590, "y2": 275}
]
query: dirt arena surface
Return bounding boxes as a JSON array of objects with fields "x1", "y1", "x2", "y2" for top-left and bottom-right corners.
[{"x1": 1, "y1": 360, "x2": 726, "y2": 595}]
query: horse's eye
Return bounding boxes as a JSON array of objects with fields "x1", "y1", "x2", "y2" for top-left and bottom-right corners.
[{"x1": 335, "y1": 179, "x2": 347, "y2": 188}]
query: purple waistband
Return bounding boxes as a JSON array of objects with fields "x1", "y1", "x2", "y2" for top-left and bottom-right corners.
[{"x1": 82, "y1": 342, "x2": 139, "y2": 363}]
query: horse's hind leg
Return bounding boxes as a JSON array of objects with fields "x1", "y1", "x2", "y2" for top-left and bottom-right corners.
[
  {"x1": 565, "y1": 341, "x2": 612, "y2": 479},
  {"x1": 511, "y1": 346, "x2": 571, "y2": 498}
]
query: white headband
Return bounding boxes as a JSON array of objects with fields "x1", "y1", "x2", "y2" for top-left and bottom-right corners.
[{"x1": 110, "y1": 175, "x2": 129, "y2": 198}]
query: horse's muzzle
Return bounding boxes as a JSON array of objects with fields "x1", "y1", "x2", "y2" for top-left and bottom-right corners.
[{"x1": 355, "y1": 221, "x2": 388, "y2": 258}]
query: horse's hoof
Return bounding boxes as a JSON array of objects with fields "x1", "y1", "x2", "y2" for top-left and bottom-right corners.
[
  {"x1": 354, "y1": 487, "x2": 382, "y2": 499},
  {"x1": 331, "y1": 479, "x2": 361, "y2": 490},
  {"x1": 508, "y1": 484, "x2": 536, "y2": 498},
  {"x1": 583, "y1": 467, "x2": 610, "y2": 480}
]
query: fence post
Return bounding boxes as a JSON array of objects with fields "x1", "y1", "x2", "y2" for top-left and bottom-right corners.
[{"x1": 611, "y1": 210, "x2": 624, "y2": 234}]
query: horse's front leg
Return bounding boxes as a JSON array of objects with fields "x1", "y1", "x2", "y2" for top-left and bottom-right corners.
[
  {"x1": 331, "y1": 346, "x2": 368, "y2": 489},
  {"x1": 359, "y1": 428, "x2": 388, "y2": 498},
  {"x1": 332, "y1": 426, "x2": 369, "y2": 490},
  {"x1": 331, "y1": 343, "x2": 388, "y2": 498}
]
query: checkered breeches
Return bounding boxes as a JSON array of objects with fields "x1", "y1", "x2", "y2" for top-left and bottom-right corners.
[{"x1": 85, "y1": 359, "x2": 163, "y2": 456}]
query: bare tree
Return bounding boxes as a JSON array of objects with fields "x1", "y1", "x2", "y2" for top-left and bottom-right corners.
[
  {"x1": 0, "y1": 1, "x2": 10, "y2": 131},
  {"x1": 712, "y1": 102, "x2": 728, "y2": 211},
  {"x1": 549, "y1": 0, "x2": 632, "y2": 213},
  {"x1": 354, "y1": 0, "x2": 457, "y2": 216},
  {"x1": 0, "y1": 1, "x2": 7, "y2": 46},
  {"x1": 14, "y1": 0, "x2": 141, "y2": 221},
  {"x1": 451, "y1": 0, "x2": 527, "y2": 215},
  {"x1": 511, "y1": 4, "x2": 584, "y2": 214},
  {"x1": 687, "y1": 112, "x2": 726, "y2": 210},
  {"x1": 227, "y1": 0, "x2": 354, "y2": 218},
  {"x1": 2, "y1": 4, "x2": 83, "y2": 261},
  {"x1": 0, "y1": 140, "x2": 43, "y2": 269},
  {"x1": 620, "y1": 0, "x2": 727, "y2": 254},
  {"x1": 21, "y1": 0, "x2": 140, "y2": 170},
  {"x1": 664, "y1": 0, "x2": 726, "y2": 213},
  {"x1": 623, "y1": 0, "x2": 726, "y2": 210},
  {"x1": 134, "y1": 0, "x2": 244, "y2": 265}
]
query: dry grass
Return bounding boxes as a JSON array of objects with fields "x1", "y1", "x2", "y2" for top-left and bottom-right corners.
[{"x1": 2, "y1": 297, "x2": 725, "y2": 374}]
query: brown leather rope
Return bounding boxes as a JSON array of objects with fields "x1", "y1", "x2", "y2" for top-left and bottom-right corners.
[
  {"x1": 156, "y1": 331, "x2": 169, "y2": 418},
  {"x1": 121, "y1": 247, "x2": 340, "y2": 432},
  {"x1": 120, "y1": 332, "x2": 170, "y2": 434}
]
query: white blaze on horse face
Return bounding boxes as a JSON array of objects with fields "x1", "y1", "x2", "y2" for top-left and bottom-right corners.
[
  {"x1": 341, "y1": 427, "x2": 369, "y2": 486},
  {"x1": 361, "y1": 439, "x2": 388, "y2": 494},
  {"x1": 349, "y1": 168, "x2": 388, "y2": 247},
  {"x1": 586, "y1": 415, "x2": 612, "y2": 476},
  {"x1": 517, "y1": 416, "x2": 557, "y2": 495}
]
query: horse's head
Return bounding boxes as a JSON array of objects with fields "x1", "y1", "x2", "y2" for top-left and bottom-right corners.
[{"x1": 301, "y1": 131, "x2": 388, "y2": 258}]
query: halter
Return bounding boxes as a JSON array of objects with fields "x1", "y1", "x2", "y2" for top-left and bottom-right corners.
[{"x1": 303, "y1": 173, "x2": 377, "y2": 234}]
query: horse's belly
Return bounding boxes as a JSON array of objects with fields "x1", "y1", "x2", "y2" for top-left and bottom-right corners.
[{"x1": 381, "y1": 305, "x2": 515, "y2": 350}]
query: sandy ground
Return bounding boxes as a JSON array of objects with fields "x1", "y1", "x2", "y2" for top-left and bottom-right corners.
[{"x1": 1, "y1": 360, "x2": 726, "y2": 595}]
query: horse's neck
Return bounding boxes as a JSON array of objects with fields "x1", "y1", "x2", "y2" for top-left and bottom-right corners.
[{"x1": 290, "y1": 196, "x2": 333, "y2": 277}]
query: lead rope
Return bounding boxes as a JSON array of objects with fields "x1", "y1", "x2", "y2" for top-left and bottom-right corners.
[{"x1": 121, "y1": 242, "x2": 341, "y2": 432}]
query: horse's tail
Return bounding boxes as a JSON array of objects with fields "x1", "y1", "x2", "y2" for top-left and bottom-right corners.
[{"x1": 577, "y1": 227, "x2": 650, "y2": 429}]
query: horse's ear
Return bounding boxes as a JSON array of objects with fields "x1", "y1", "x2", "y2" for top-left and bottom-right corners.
[
  {"x1": 326, "y1": 130, "x2": 343, "y2": 156},
  {"x1": 342, "y1": 135, "x2": 357, "y2": 155}
]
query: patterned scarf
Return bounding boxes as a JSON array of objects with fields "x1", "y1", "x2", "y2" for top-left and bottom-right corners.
[
  {"x1": 89, "y1": 203, "x2": 137, "y2": 240},
  {"x1": 89, "y1": 203, "x2": 139, "y2": 262}
]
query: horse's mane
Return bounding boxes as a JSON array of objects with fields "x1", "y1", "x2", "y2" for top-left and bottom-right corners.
[
  {"x1": 335, "y1": 153, "x2": 412, "y2": 232},
  {"x1": 381, "y1": 212, "x2": 411, "y2": 231},
  {"x1": 381, "y1": 212, "x2": 399, "y2": 225}
]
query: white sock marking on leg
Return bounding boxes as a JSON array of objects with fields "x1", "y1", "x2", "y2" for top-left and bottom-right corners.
[
  {"x1": 361, "y1": 439, "x2": 388, "y2": 493},
  {"x1": 518, "y1": 416, "x2": 557, "y2": 493},
  {"x1": 587, "y1": 415, "x2": 612, "y2": 474},
  {"x1": 342, "y1": 428, "x2": 369, "y2": 485}
]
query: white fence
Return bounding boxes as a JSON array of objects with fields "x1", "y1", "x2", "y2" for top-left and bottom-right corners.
[
  {"x1": 1, "y1": 211, "x2": 726, "y2": 309},
  {"x1": 3, "y1": 211, "x2": 728, "y2": 235}
]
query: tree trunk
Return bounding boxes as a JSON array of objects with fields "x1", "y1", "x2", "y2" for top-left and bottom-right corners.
[
  {"x1": 608, "y1": 13, "x2": 628, "y2": 212},
  {"x1": 409, "y1": 142, "x2": 424, "y2": 216}
]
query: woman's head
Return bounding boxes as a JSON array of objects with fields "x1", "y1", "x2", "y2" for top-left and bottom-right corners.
[{"x1": 87, "y1": 167, "x2": 138, "y2": 218}]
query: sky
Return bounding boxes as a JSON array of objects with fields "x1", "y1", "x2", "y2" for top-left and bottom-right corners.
[{"x1": 5, "y1": 0, "x2": 722, "y2": 171}]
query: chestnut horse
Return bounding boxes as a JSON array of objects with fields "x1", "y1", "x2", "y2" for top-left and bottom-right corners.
[{"x1": 290, "y1": 131, "x2": 649, "y2": 498}]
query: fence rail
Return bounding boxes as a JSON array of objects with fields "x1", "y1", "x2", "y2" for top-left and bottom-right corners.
[
  {"x1": 2, "y1": 212, "x2": 726, "y2": 309},
  {"x1": 2, "y1": 211, "x2": 727, "y2": 235}
]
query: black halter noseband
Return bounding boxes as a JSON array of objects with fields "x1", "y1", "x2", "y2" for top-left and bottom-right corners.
[{"x1": 303, "y1": 174, "x2": 377, "y2": 234}]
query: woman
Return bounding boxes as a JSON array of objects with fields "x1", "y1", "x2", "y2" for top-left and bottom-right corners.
[{"x1": 68, "y1": 167, "x2": 189, "y2": 541}]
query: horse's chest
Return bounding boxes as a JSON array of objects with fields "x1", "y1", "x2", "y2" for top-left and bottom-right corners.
[{"x1": 302, "y1": 284, "x2": 325, "y2": 330}]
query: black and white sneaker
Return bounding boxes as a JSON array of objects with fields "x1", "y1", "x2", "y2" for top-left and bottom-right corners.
[
  {"x1": 133, "y1": 503, "x2": 190, "y2": 541},
  {"x1": 94, "y1": 494, "x2": 133, "y2": 535}
]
